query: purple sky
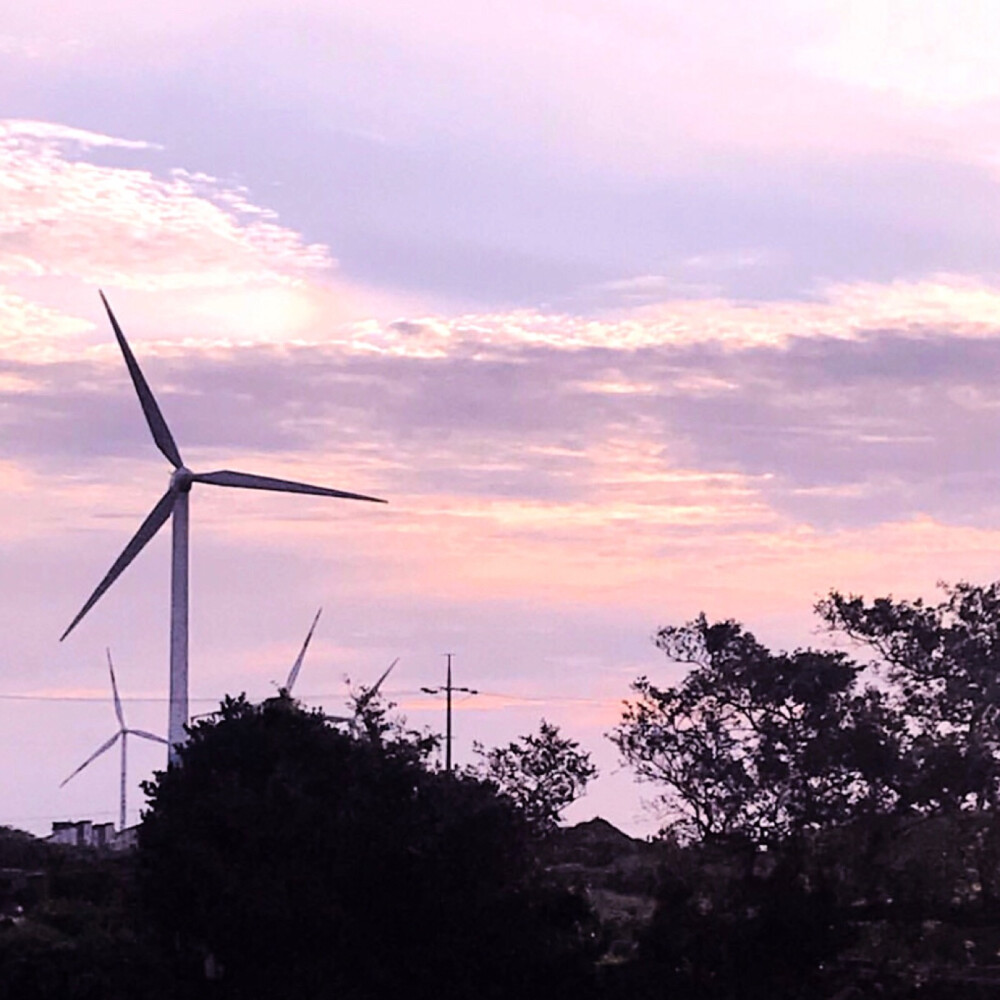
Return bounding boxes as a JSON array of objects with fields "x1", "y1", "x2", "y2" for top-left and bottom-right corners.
[{"x1": 3, "y1": 2, "x2": 1000, "y2": 835}]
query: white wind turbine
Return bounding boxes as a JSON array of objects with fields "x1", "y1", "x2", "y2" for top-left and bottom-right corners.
[
  {"x1": 61, "y1": 649, "x2": 168, "y2": 831},
  {"x1": 279, "y1": 607, "x2": 400, "y2": 732},
  {"x1": 280, "y1": 607, "x2": 328, "y2": 698},
  {"x1": 61, "y1": 293, "x2": 386, "y2": 761}
]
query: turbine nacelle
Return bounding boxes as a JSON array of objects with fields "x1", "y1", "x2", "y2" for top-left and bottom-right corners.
[{"x1": 170, "y1": 467, "x2": 194, "y2": 493}]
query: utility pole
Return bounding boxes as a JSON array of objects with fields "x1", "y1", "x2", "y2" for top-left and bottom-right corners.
[{"x1": 421, "y1": 653, "x2": 477, "y2": 773}]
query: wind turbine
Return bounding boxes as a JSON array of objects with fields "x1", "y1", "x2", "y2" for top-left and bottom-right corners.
[
  {"x1": 341, "y1": 656, "x2": 400, "y2": 738},
  {"x1": 274, "y1": 607, "x2": 352, "y2": 726},
  {"x1": 61, "y1": 293, "x2": 386, "y2": 761},
  {"x1": 61, "y1": 649, "x2": 168, "y2": 831},
  {"x1": 354, "y1": 657, "x2": 400, "y2": 718},
  {"x1": 281, "y1": 607, "x2": 324, "y2": 697},
  {"x1": 279, "y1": 608, "x2": 400, "y2": 732}
]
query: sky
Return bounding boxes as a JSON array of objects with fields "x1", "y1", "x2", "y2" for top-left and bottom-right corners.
[{"x1": 3, "y1": 0, "x2": 1000, "y2": 836}]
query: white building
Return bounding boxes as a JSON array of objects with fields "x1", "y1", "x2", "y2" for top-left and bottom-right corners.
[{"x1": 47, "y1": 820, "x2": 133, "y2": 850}]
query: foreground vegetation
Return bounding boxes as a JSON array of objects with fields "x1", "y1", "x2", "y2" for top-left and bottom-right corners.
[{"x1": 8, "y1": 581, "x2": 1000, "y2": 997}]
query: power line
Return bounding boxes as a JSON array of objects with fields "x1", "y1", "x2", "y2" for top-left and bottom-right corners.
[
  {"x1": 0, "y1": 688, "x2": 618, "y2": 710},
  {"x1": 0, "y1": 693, "x2": 220, "y2": 704}
]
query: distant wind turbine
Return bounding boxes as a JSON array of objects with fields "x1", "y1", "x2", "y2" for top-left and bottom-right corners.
[
  {"x1": 339, "y1": 657, "x2": 400, "y2": 739},
  {"x1": 281, "y1": 607, "x2": 324, "y2": 697},
  {"x1": 60, "y1": 649, "x2": 168, "y2": 831},
  {"x1": 277, "y1": 608, "x2": 351, "y2": 726},
  {"x1": 278, "y1": 607, "x2": 400, "y2": 732},
  {"x1": 61, "y1": 293, "x2": 386, "y2": 760},
  {"x1": 354, "y1": 657, "x2": 400, "y2": 718}
]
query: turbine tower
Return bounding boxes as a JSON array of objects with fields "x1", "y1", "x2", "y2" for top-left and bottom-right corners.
[
  {"x1": 60, "y1": 649, "x2": 168, "y2": 830},
  {"x1": 61, "y1": 293, "x2": 386, "y2": 760}
]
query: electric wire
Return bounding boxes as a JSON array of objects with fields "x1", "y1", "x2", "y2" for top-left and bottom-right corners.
[{"x1": 0, "y1": 689, "x2": 615, "y2": 706}]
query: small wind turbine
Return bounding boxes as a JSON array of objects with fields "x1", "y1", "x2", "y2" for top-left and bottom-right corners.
[
  {"x1": 61, "y1": 649, "x2": 168, "y2": 831},
  {"x1": 61, "y1": 293, "x2": 386, "y2": 761},
  {"x1": 341, "y1": 657, "x2": 400, "y2": 738},
  {"x1": 354, "y1": 657, "x2": 400, "y2": 717},
  {"x1": 275, "y1": 608, "x2": 351, "y2": 725},
  {"x1": 281, "y1": 607, "x2": 324, "y2": 697},
  {"x1": 278, "y1": 608, "x2": 399, "y2": 731}
]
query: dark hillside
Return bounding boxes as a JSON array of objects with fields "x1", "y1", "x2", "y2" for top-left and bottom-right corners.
[{"x1": 546, "y1": 818, "x2": 663, "y2": 960}]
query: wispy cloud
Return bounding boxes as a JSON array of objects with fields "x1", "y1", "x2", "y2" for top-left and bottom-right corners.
[
  {"x1": 0, "y1": 287, "x2": 90, "y2": 356},
  {"x1": 0, "y1": 120, "x2": 331, "y2": 293}
]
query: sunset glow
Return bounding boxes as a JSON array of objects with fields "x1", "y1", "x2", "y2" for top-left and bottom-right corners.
[{"x1": 3, "y1": 1, "x2": 1000, "y2": 835}]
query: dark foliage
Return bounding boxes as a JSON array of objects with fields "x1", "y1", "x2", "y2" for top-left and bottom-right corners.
[
  {"x1": 638, "y1": 852, "x2": 849, "y2": 999},
  {"x1": 139, "y1": 693, "x2": 599, "y2": 999},
  {"x1": 476, "y1": 719, "x2": 598, "y2": 834},
  {"x1": 0, "y1": 839, "x2": 173, "y2": 1000},
  {"x1": 819, "y1": 581, "x2": 1000, "y2": 812},
  {"x1": 610, "y1": 615, "x2": 904, "y2": 843},
  {"x1": 0, "y1": 826, "x2": 59, "y2": 869},
  {"x1": 606, "y1": 587, "x2": 1000, "y2": 998}
]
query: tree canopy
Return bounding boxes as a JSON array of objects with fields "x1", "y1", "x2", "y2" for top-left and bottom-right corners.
[
  {"x1": 139, "y1": 693, "x2": 597, "y2": 999},
  {"x1": 608, "y1": 586, "x2": 1000, "y2": 997},
  {"x1": 610, "y1": 614, "x2": 904, "y2": 843},
  {"x1": 476, "y1": 719, "x2": 598, "y2": 834},
  {"x1": 818, "y1": 581, "x2": 1000, "y2": 812},
  {"x1": 614, "y1": 583, "x2": 1000, "y2": 845}
]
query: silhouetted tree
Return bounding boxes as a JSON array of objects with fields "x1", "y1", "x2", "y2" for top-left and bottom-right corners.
[
  {"x1": 610, "y1": 615, "x2": 904, "y2": 843},
  {"x1": 819, "y1": 581, "x2": 1000, "y2": 813},
  {"x1": 475, "y1": 719, "x2": 598, "y2": 834},
  {"x1": 139, "y1": 694, "x2": 597, "y2": 999}
]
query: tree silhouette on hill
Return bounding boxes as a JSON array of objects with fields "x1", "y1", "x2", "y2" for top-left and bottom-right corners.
[{"x1": 139, "y1": 693, "x2": 598, "y2": 999}]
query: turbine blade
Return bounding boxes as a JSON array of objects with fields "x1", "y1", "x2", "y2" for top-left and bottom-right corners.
[
  {"x1": 286, "y1": 608, "x2": 322, "y2": 693},
  {"x1": 106, "y1": 648, "x2": 125, "y2": 729},
  {"x1": 192, "y1": 469, "x2": 386, "y2": 504},
  {"x1": 59, "y1": 732, "x2": 121, "y2": 787},
  {"x1": 100, "y1": 291, "x2": 183, "y2": 469},
  {"x1": 61, "y1": 489, "x2": 176, "y2": 641},
  {"x1": 127, "y1": 728, "x2": 170, "y2": 745},
  {"x1": 356, "y1": 658, "x2": 399, "y2": 712}
]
